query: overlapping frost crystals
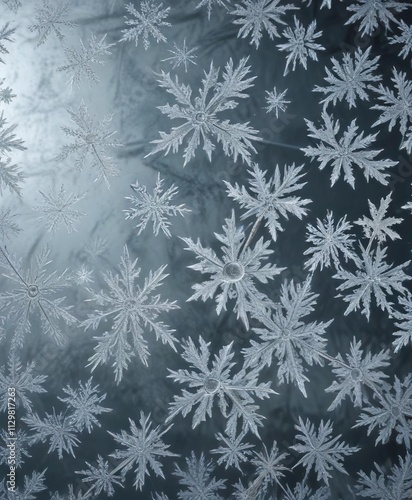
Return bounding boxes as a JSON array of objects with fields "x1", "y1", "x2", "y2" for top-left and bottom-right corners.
[
  {"x1": 355, "y1": 375, "x2": 412, "y2": 447},
  {"x1": 83, "y1": 245, "x2": 178, "y2": 383},
  {"x1": 231, "y1": 0, "x2": 297, "y2": 49},
  {"x1": 182, "y1": 211, "x2": 284, "y2": 328},
  {"x1": 147, "y1": 57, "x2": 259, "y2": 165},
  {"x1": 357, "y1": 453, "x2": 412, "y2": 499}
]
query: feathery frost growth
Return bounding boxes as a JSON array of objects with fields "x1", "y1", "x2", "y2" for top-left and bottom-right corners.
[
  {"x1": 121, "y1": 1, "x2": 171, "y2": 50},
  {"x1": 148, "y1": 57, "x2": 260, "y2": 165},
  {"x1": 291, "y1": 417, "x2": 359, "y2": 485},
  {"x1": 167, "y1": 336, "x2": 274, "y2": 436},
  {"x1": 58, "y1": 34, "x2": 114, "y2": 88},
  {"x1": 313, "y1": 47, "x2": 381, "y2": 109},
  {"x1": 302, "y1": 111, "x2": 395, "y2": 188},
  {"x1": 277, "y1": 17, "x2": 324, "y2": 76},
  {"x1": 29, "y1": 0, "x2": 76, "y2": 46},
  {"x1": 83, "y1": 245, "x2": 178, "y2": 383},
  {"x1": 182, "y1": 211, "x2": 284, "y2": 328},
  {"x1": 56, "y1": 102, "x2": 123, "y2": 187},
  {"x1": 225, "y1": 162, "x2": 311, "y2": 242},
  {"x1": 242, "y1": 278, "x2": 332, "y2": 396},
  {"x1": 124, "y1": 173, "x2": 190, "y2": 237},
  {"x1": 230, "y1": 0, "x2": 297, "y2": 49}
]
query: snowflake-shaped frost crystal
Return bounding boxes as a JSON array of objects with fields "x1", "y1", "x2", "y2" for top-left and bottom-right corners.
[
  {"x1": 224, "y1": 162, "x2": 311, "y2": 241},
  {"x1": 231, "y1": 0, "x2": 297, "y2": 49},
  {"x1": 124, "y1": 173, "x2": 190, "y2": 237},
  {"x1": 345, "y1": 0, "x2": 412, "y2": 36},
  {"x1": 0, "y1": 246, "x2": 76, "y2": 349},
  {"x1": 167, "y1": 336, "x2": 274, "y2": 436},
  {"x1": 56, "y1": 102, "x2": 123, "y2": 188},
  {"x1": 277, "y1": 16, "x2": 324, "y2": 76},
  {"x1": 121, "y1": 1, "x2": 171, "y2": 50},
  {"x1": 58, "y1": 34, "x2": 114, "y2": 89},
  {"x1": 242, "y1": 278, "x2": 332, "y2": 396},
  {"x1": 182, "y1": 211, "x2": 284, "y2": 328},
  {"x1": 334, "y1": 245, "x2": 410, "y2": 319},
  {"x1": 29, "y1": 0, "x2": 76, "y2": 47},
  {"x1": 33, "y1": 185, "x2": 86, "y2": 234},
  {"x1": 302, "y1": 111, "x2": 395, "y2": 188},
  {"x1": 83, "y1": 245, "x2": 178, "y2": 383},
  {"x1": 109, "y1": 412, "x2": 177, "y2": 491},
  {"x1": 147, "y1": 57, "x2": 259, "y2": 165}
]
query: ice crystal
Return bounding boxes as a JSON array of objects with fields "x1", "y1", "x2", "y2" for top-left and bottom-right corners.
[
  {"x1": 121, "y1": 1, "x2": 171, "y2": 50},
  {"x1": 29, "y1": 0, "x2": 76, "y2": 47},
  {"x1": 291, "y1": 417, "x2": 359, "y2": 485},
  {"x1": 76, "y1": 455, "x2": 123, "y2": 497},
  {"x1": 224, "y1": 162, "x2": 311, "y2": 241},
  {"x1": 57, "y1": 378, "x2": 111, "y2": 433},
  {"x1": 243, "y1": 278, "x2": 332, "y2": 396},
  {"x1": 56, "y1": 102, "x2": 123, "y2": 187},
  {"x1": 109, "y1": 412, "x2": 177, "y2": 491},
  {"x1": 0, "y1": 246, "x2": 76, "y2": 349},
  {"x1": 182, "y1": 211, "x2": 284, "y2": 328},
  {"x1": 354, "y1": 193, "x2": 402, "y2": 245},
  {"x1": 230, "y1": 0, "x2": 297, "y2": 49},
  {"x1": 174, "y1": 452, "x2": 226, "y2": 500},
  {"x1": 355, "y1": 375, "x2": 412, "y2": 447},
  {"x1": 33, "y1": 185, "x2": 86, "y2": 234},
  {"x1": 302, "y1": 111, "x2": 395, "y2": 188},
  {"x1": 161, "y1": 39, "x2": 198, "y2": 72},
  {"x1": 148, "y1": 57, "x2": 259, "y2": 165},
  {"x1": 277, "y1": 16, "x2": 324, "y2": 76},
  {"x1": 313, "y1": 47, "x2": 381, "y2": 109},
  {"x1": 167, "y1": 336, "x2": 274, "y2": 436},
  {"x1": 0, "y1": 207, "x2": 21, "y2": 241},
  {"x1": 83, "y1": 245, "x2": 178, "y2": 383},
  {"x1": 264, "y1": 86, "x2": 290, "y2": 117},
  {"x1": 345, "y1": 0, "x2": 412, "y2": 36},
  {"x1": 0, "y1": 352, "x2": 47, "y2": 412},
  {"x1": 0, "y1": 23, "x2": 15, "y2": 64},
  {"x1": 372, "y1": 68, "x2": 412, "y2": 136},
  {"x1": 58, "y1": 34, "x2": 115, "y2": 89},
  {"x1": 325, "y1": 337, "x2": 390, "y2": 410},
  {"x1": 304, "y1": 212, "x2": 356, "y2": 271},
  {"x1": 334, "y1": 245, "x2": 411, "y2": 320},
  {"x1": 124, "y1": 173, "x2": 190, "y2": 237}
]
